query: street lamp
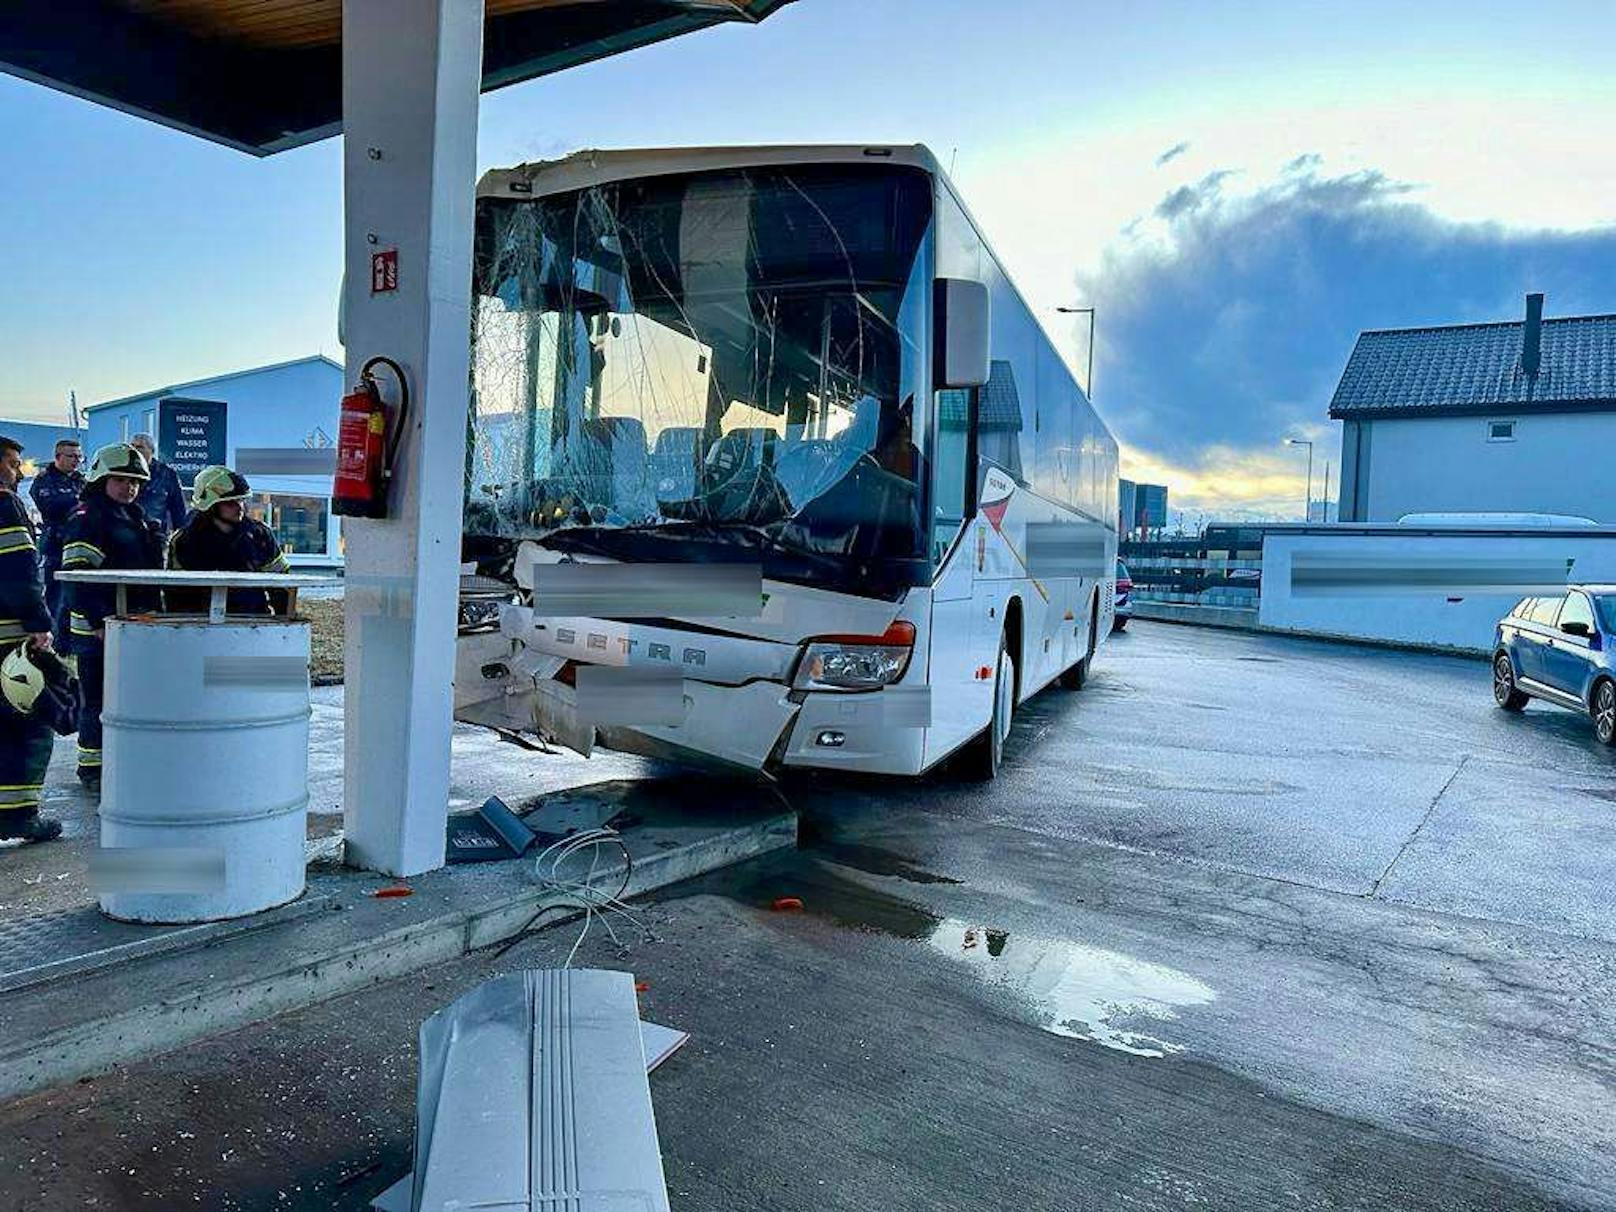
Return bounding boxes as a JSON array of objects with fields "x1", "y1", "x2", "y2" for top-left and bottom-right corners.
[
  {"x1": 1285, "y1": 437, "x2": 1313, "y2": 521},
  {"x1": 1056, "y1": 306, "x2": 1096, "y2": 398}
]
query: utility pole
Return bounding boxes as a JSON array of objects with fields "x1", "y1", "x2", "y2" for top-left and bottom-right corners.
[
  {"x1": 1321, "y1": 461, "x2": 1331, "y2": 522},
  {"x1": 1285, "y1": 437, "x2": 1313, "y2": 521}
]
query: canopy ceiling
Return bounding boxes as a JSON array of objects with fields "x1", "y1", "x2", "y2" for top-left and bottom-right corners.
[{"x1": 1, "y1": 0, "x2": 796, "y2": 155}]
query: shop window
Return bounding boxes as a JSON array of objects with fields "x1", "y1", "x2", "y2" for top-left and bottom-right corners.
[{"x1": 247, "y1": 493, "x2": 330, "y2": 556}]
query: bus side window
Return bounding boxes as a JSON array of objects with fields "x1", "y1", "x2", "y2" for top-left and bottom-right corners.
[{"x1": 932, "y1": 388, "x2": 972, "y2": 565}]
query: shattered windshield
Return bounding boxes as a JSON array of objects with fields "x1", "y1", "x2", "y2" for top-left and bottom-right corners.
[{"x1": 465, "y1": 163, "x2": 934, "y2": 593}]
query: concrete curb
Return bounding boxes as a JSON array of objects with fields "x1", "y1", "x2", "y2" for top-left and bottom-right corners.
[
  {"x1": 1131, "y1": 601, "x2": 1260, "y2": 630},
  {"x1": 1131, "y1": 605, "x2": 1491, "y2": 662},
  {"x1": 0, "y1": 811, "x2": 795, "y2": 1101}
]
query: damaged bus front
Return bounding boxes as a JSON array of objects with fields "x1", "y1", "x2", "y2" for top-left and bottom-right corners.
[{"x1": 456, "y1": 145, "x2": 1119, "y2": 778}]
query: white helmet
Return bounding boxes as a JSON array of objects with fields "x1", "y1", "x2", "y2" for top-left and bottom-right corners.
[
  {"x1": 1, "y1": 646, "x2": 45, "y2": 714},
  {"x1": 86, "y1": 443, "x2": 151, "y2": 484},
  {"x1": 192, "y1": 465, "x2": 252, "y2": 512}
]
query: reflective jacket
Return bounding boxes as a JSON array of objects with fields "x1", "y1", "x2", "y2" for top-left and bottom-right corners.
[
  {"x1": 60, "y1": 491, "x2": 165, "y2": 650},
  {"x1": 29, "y1": 464, "x2": 84, "y2": 567},
  {"x1": 139, "y1": 459, "x2": 189, "y2": 534},
  {"x1": 167, "y1": 515, "x2": 290, "y2": 615},
  {"x1": 0, "y1": 490, "x2": 51, "y2": 647}
]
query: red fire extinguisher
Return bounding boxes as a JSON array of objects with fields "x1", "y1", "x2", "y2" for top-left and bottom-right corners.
[{"x1": 333, "y1": 355, "x2": 410, "y2": 519}]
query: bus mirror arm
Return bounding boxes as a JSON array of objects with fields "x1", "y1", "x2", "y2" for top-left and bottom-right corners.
[{"x1": 934, "y1": 278, "x2": 991, "y2": 389}]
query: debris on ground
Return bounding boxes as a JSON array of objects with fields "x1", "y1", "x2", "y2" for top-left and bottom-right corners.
[{"x1": 301, "y1": 598, "x2": 344, "y2": 684}]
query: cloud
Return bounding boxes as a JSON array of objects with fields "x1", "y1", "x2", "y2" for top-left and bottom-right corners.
[
  {"x1": 1082, "y1": 163, "x2": 1616, "y2": 515},
  {"x1": 1154, "y1": 169, "x2": 1236, "y2": 220},
  {"x1": 1155, "y1": 141, "x2": 1190, "y2": 167}
]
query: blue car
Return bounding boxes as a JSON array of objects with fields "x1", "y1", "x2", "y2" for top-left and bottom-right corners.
[{"x1": 1493, "y1": 586, "x2": 1616, "y2": 745}]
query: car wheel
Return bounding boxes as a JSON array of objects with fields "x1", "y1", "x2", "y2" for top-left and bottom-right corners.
[
  {"x1": 1493, "y1": 653, "x2": 1528, "y2": 712},
  {"x1": 1593, "y1": 680, "x2": 1616, "y2": 746},
  {"x1": 963, "y1": 633, "x2": 1014, "y2": 780}
]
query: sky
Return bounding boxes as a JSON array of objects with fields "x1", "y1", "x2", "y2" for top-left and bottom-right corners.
[{"x1": 2, "y1": 0, "x2": 1614, "y2": 520}]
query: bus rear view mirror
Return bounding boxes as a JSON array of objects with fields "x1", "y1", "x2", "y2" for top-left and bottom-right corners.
[{"x1": 935, "y1": 278, "x2": 990, "y2": 388}]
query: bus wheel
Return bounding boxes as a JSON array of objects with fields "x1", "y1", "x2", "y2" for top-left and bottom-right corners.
[
  {"x1": 963, "y1": 633, "x2": 1013, "y2": 781},
  {"x1": 1060, "y1": 593, "x2": 1098, "y2": 689}
]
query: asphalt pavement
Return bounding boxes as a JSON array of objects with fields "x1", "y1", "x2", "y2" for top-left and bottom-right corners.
[{"x1": 1, "y1": 619, "x2": 1611, "y2": 1210}]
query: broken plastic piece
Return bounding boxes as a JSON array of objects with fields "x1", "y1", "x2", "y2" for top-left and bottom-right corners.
[
  {"x1": 372, "y1": 1013, "x2": 689, "y2": 1211},
  {"x1": 373, "y1": 885, "x2": 413, "y2": 899},
  {"x1": 445, "y1": 796, "x2": 537, "y2": 864},
  {"x1": 771, "y1": 896, "x2": 805, "y2": 912},
  {"x1": 386, "y1": 970, "x2": 671, "y2": 1212}
]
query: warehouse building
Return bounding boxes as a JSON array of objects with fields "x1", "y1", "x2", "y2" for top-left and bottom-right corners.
[
  {"x1": 85, "y1": 356, "x2": 344, "y2": 564},
  {"x1": 0, "y1": 419, "x2": 87, "y2": 509},
  {"x1": 1331, "y1": 294, "x2": 1616, "y2": 523}
]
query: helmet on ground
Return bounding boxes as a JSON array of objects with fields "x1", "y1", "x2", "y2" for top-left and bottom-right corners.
[
  {"x1": 1, "y1": 646, "x2": 45, "y2": 715},
  {"x1": 192, "y1": 465, "x2": 252, "y2": 512},
  {"x1": 86, "y1": 443, "x2": 150, "y2": 484}
]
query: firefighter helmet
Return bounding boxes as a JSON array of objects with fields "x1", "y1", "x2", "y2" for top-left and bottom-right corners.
[
  {"x1": 85, "y1": 443, "x2": 150, "y2": 484},
  {"x1": 1, "y1": 646, "x2": 46, "y2": 715},
  {"x1": 192, "y1": 465, "x2": 252, "y2": 512}
]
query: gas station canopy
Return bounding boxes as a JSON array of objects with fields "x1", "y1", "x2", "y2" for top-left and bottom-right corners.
[{"x1": 1, "y1": 0, "x2": 795, "y2": 155}]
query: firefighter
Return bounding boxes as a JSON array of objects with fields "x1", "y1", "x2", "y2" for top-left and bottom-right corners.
[
  {"x1": 29, "y1": 437, "x2": 84, "y2": 645},
  {"x1": 0, "y1": 435, "x2": 63, "y2": 842},
  {"x1": 167, "y1": 466, "x2": 291, "y2": 616},
  {"x1": 129, "y1": 434, "x2": 189, "y2": 538},
  {"x1": 60, "y1": 443, "x2": 164, "y2": 794}
]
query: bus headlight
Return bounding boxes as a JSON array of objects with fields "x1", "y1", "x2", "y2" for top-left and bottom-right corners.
[{"x1": 794, "y1": 621, "x2": 916, "y2": 691}]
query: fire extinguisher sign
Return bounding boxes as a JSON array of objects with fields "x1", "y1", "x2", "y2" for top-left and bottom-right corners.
[{"x1": 371, "y1": 248, "x2": 399, "y2": 294}]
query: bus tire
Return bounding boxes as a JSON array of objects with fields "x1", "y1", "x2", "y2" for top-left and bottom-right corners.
[
  {"x1": 962, "y1": 631, "x2": 1013, "y2": 781},
  {"x1": 1060, "y1": 590, "x2": 1099, "y2": 689}
]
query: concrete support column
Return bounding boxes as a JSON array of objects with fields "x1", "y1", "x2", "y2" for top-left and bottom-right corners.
[{"x1": 339, "y1": 0, "x2": 484, "y2": 875}]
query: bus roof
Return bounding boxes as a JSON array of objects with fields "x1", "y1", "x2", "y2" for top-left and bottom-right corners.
[{"x1": 476, "y1": 144, "x2": 946, "y2": 201}]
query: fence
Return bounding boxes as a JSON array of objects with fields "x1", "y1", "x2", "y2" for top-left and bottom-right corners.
[{"x1": 1120, "y1": 549, "x2": 1261, "y2": 610}]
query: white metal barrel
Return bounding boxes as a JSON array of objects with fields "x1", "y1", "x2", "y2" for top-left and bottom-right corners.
[{"x1": 99, "y1": 617, "x2": 312, "y2": 923}]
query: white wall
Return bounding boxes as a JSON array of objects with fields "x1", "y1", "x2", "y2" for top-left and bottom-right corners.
[
  {"x1": 1260, "y1": 527, "x2": 1616, "y2": 653},
  {"x1": 1360, "y1": 412, "x2": 1616, "y2": 523}
]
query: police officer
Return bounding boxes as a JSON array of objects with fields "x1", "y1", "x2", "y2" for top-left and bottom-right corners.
[
  {"x1": 0, "y1": 435, "x2": 63, "y2": 842},
  {"x1": 29, "y1": 437, "x2": 84, "y2": 645},
  {"x1": 167, "y1": 466, "x2": 291, "y2": 615},
  {"x1": 129, "y1": 434, "x2": 188, "y2": 538},
  {"x1": 60, "y1": 444, "x2": 164, "y2": 794}
]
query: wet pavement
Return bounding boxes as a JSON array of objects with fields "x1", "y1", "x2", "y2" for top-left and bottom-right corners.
[{"x1": 1, "y1": 620, "x2": 1613, "y2": 1209}]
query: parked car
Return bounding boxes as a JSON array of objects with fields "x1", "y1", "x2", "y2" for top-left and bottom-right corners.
[
  {"x1": 1114, "y1": 559, "x2": 1133, "y2": 631},
  {"x1": 1493, "y1": 586, "x2": 1616, "y2": 745}
]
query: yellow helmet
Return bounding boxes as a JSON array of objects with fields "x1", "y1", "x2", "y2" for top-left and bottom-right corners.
[
  {"x1": 86, "y1": 443, "x2": 150, "y2": 484},
  {"x1": 1, "y1": 646, "x2": 45, "y2": 714},
  {"x1": 192, "y1": 465, "x2": 252, "y2": 512}
]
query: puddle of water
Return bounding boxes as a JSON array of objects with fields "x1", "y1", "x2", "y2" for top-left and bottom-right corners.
[
  {"x1": 812, "y1": 840, "x2": 963, "y2": 886},
  {"x1": 677, "y1": 853, "x2": 1213, "y2": 1058},
  {"x1": 926, "y1": 917, "x2": 1216, "y2": 1058},
  {"x1": 1570, "y1": 786, "x2": 1616, "y2": 803}
]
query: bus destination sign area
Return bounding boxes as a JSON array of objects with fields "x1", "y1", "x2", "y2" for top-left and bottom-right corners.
[{"x1": 158, "y1": 398, "x2": 228, "y2": 486}]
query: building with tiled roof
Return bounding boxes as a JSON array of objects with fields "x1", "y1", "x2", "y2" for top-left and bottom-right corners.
[{"x1": 1330, "y1": 295, "x2": 1616, "y2": 522}]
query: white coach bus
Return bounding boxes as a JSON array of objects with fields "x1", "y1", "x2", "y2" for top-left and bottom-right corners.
[{"x1": 456, "y1": 144, "x2": 1119, "y2": 780}]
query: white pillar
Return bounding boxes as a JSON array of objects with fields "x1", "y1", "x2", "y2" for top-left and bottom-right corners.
[{"x1": 340, "y1": 0, "x2": 484, "y2": 875}]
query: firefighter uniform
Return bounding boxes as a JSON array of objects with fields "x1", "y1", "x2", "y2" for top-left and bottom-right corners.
[
  {"x1": 166, "y1": 466, "x2": 291, "y2": 615},
  {"x1": 60, "y1": 446, "x2": 163, "y2": 788},
  {"x1": 29, "y1": 461, "x2": 85, "y2": 643},
  {"x1": 0, "y1": 487, "x2": 61, "y2": 841}
]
